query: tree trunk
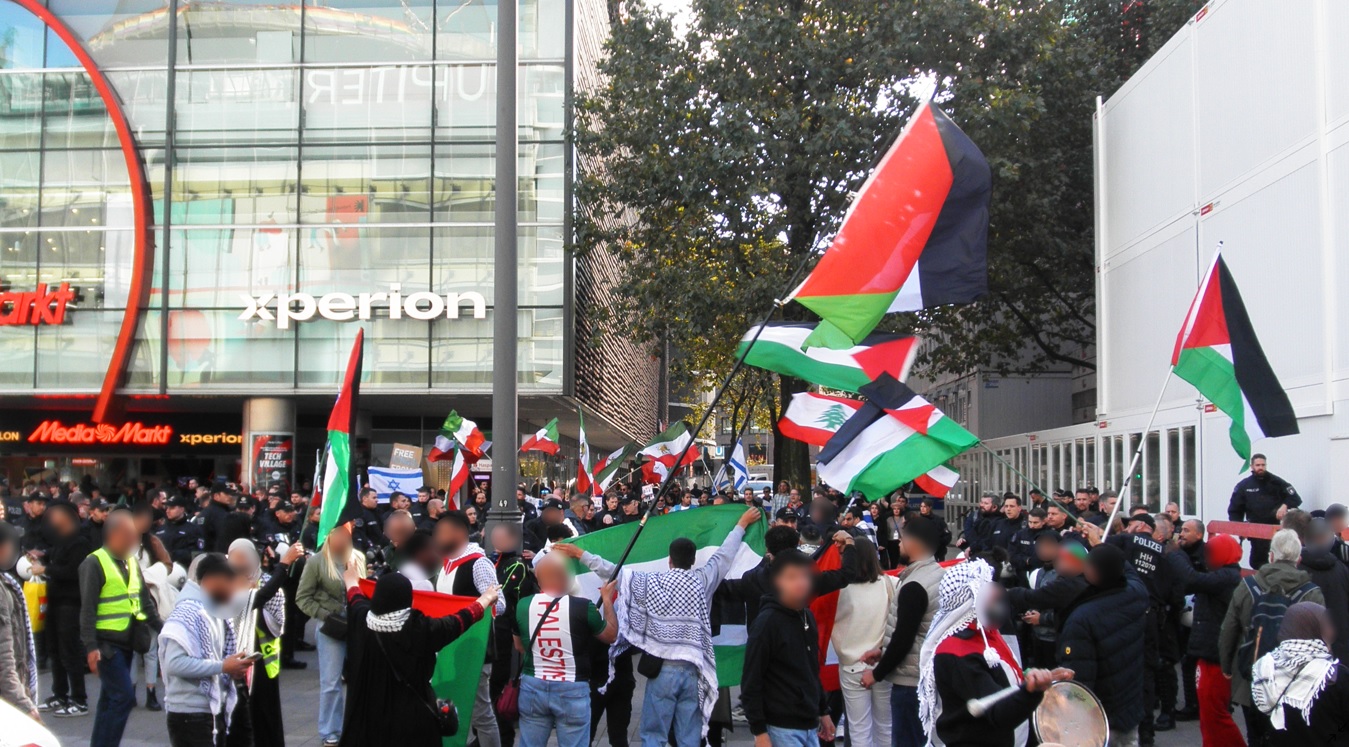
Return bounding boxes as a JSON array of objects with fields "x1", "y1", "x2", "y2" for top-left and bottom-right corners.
[{"x1": 773, "y1": 374, "x2": 811, "y2": 489}]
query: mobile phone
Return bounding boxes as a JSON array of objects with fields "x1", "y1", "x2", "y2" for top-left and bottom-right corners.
[{"x1": 244, "y1": 652, "x2": 264, "y2": 663}]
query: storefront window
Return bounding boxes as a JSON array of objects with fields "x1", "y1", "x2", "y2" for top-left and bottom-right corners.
[
  {"x1": 46, "y1": 0, "x2": 173, "y2": 69},
  {"x1": 305, "y1": 1, "x2": 435, "y2": 64},
  {"x1": 298, "y1": 223, "x2": 432, "y2": 294},
  {"x1": 0, "y1": 151, "x2": 41, "y2": 228},
  {"x1": 297, "y1": 313, "x2": 430, "y2": 387},
  {"x1": 298, "y1": 144, "x2": 433, "y2": 224},
  {"x1": 177, "y1": 5, "x2": 301, "y2": 66},
  {"x1": 169, "y1": 147, "x2": 300, "y2": 226},
  {"x1": 160, "y1": 227, "x2": 296, "y2": 308},
  {"x1": 174, "y1": 68, "x2": 302, "y2": 146}
]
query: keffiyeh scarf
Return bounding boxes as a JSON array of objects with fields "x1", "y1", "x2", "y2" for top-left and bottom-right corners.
[
  {"x1": 367, "y1": 608, "x2": 412, "y2": 632},
  {"x1": 917, "y1": 559, "x2": 999, "y2": 744},
  {"x1": 162, "y1": 589, "x2": 238, "y2": 724},
  {"x1": 1252, "y1": 638, "x2": 1339, "y2": 730},
  {"x1": 2, "y1": 572, "x2": 38, "y2": 701}
]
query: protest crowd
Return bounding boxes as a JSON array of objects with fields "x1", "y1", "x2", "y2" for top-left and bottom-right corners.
[{"x1": 1, "y1": 451, "x2": 1347, "y2": 747}]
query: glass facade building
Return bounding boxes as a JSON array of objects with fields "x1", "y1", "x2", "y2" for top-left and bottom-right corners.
[{"x1": 0, "y1": 0, "x2": 657, "y2": 486}]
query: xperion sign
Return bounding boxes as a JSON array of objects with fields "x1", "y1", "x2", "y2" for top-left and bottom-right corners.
[
  {"x1": 239, "y1": 285, "x2": 488, "y2": 329},
  {"x1": 0, "y1": 282, "x2": 76, "y2": 326},
  {"x1": 6, "y1": 0, "x2": 157, "y2": 424}
]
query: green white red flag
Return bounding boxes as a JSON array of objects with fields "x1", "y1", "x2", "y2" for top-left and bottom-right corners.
[
  {"x1": 594, "y1": 443, "x2": 639, "y2": 492},
  {"x1": 639, "y1": 422, "x2": 700, "y2": 483},
  {"x1": 520, "y1": 418, "x2": 561, "y2": 455},
  {"x1": 576, "y1": 407, "x2": 596, "y2": 496},
  {"x1": 429, "y1": 410, "x2": 486, "y2": 463},
  {"x1": 787, "y1": 101, "x2": 991, "y2": 348},
  {"x1": 737, "y1": 323, "x2": 919, "y2": 393},
  {"x1": 316, "y1": 329, "x2": 363, "y2": 548},
  {"x1": 1171, "y1": 251, "x2": 1298, "y2": 465}
]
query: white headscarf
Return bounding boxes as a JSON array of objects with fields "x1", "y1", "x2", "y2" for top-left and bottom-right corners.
[{"x1": 917, "y1": 559, "x2": 1000, "y2": 743}]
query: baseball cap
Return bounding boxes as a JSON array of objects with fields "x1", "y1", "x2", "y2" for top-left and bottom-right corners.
[
  {"x1": 774, "y1": 508, "x2": 798, "y2": 522},
  {"x1": 89, "y1": 498, "x2": 113, "y2": 512},
  {"x1": 541, "y1": 498, "x2": 566, "y2": 512},
  {"x1": 1131, "y1": 513, "x2": 1157, "y2": 530},
  {"x1": 166, "y1": 495, "x2": 191, "y2": 509}
]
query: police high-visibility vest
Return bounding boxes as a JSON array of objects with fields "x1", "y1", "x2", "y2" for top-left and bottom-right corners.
[{"x1": 91, "y1": 547, "x2": 146, "y2": 632}]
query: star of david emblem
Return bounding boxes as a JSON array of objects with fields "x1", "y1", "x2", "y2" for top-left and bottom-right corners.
[{"x1": 387, "y1": 479, "x2": 402, "y2": 491}]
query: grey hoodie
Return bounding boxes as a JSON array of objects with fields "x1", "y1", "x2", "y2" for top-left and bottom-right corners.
[{"x1": 159, "y1": 582, "x2": 236, "y2": 719}]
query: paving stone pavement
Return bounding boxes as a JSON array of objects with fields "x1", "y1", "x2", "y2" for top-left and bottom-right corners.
[{"x1": 46, "y1": 632, "x2": 1204, "y2": 746}]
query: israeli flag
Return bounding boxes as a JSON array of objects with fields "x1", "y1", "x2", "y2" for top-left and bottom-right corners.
[
  {"x1": 367, "y1": 466, "x2": 424, "y2": 503},
  {"x1": 727, "y1": 441, "x2": 749, "y2": 492}
]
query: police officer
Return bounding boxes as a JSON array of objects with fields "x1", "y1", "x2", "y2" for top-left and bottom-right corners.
[
  {"x1": 1107, "y1": 513, "x2": 1172, "y2": 747},
  {"x1": 1227, "y1": 453, "x2": 1300, "y2": 569},
  {"x1": 199, "y1": 483, "x2": 236, "y2": 552},
  {"x1": 155, "y1": 495, "x2": 204, "y2": 567},
  {"x1": 352, "y1": 487, "x2": 386, "y2": 554}
]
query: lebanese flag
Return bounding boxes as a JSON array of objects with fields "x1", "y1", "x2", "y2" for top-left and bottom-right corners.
[
  {"x1": 817, "y1": 375, "x2": 978, "y2": 499},
  {"x1": 316, "y1": 329, "x2": 363, "y2": 548},
  {"x1": 520, "y1": 418, "x2": 561, "y2": 455},
  {"x1": 1171, "y1": 251, "x2": 1298, "y2": 464},
  {"x1": 639, "y1": 422, "x2": 700, "y2": 482},
  {"x1": 576, "y1": 408, "x2": 596, "y2": 496},
  {"x1": 788, "y1": 101, "x2": 991, "y2": 348},
  {"x1": 738, "y1": 323, "x2": 919, "y2": 393},
  {"x1": 430, "y1": 411, "x2": 486, "y2": 463},
  {"x1": 779, "y1": 392, "x2": 863, "y2": 446},
  {"x1": 914, "y1": 464, "x2": 959, "y2": 498}
]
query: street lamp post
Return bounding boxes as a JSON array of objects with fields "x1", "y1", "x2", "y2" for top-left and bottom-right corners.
[{"x1": 488, "y1": 0, "x2": 521, "y2": 534}]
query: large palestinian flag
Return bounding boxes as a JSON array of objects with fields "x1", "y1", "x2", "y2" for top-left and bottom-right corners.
[
  {"x1": 788, "y1": 101, "x2": 991, "y2": 348},
  {"x1": 559, "y1": 505, "x2": 766, "y2": 685},
  {"x1": 316, "y1": 329, "x2": 363, "y2": 547},
  {"x1": 1171, "y1": 253, "x2": 1298, "y2": 464},
  {"x1": 738, "y1": 323, "x2": 919, "y2": 393},
  {"x1": 817, "y1": 374, "x2": 978, "y2": 499},
  {"x1": 358, "y1": 580, "x2": 490, "y2": 747}
]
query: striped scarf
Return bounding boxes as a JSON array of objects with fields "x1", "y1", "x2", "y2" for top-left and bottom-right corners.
[
  {"x1": 1, "y1": 572, "x2": 37, "y2": 701},
  {"x1": 1252, "y1": 638, "x2": 1339, "y2": 730}
]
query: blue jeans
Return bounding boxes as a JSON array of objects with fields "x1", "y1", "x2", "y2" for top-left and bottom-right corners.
[
  {"x1": 316, "y1": 630, "x2": 346, "y2": 741},
  {"x1": 91, "y1": 646, "x2": 136, "y2": 747},
  {"x1": 766, "y1": 726, "x2": 817, "y2": 747},
  {"x1": 890, "y1": 685, "x2": 923, "y2": 747},
  {"x1": 640, "y1": 660, "x2": 700, "y2": 747},
  {"x1": 518, "y1": 676, "x2": 591, "y2": 747}
]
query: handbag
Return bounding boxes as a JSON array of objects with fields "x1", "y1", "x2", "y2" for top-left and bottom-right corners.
[
  {"x1": 373, "y1": 630, "x2": 459, "y2": 737},
  {"x1": 495, "y1": 595, "x2": 562, "y2": 721},
  {"x1": 319, "y1": 610, "x2": 348, "y2": 641}
]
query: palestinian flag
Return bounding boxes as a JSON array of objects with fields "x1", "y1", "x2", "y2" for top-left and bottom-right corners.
[
  {"x1": 358, "y1": 580, "x2": 490, "y2": 747},
  {"x1": 429, "y1": 411, "x2": 486, "y2": 463},
  {"x1": 914, "y1": 465, "x2": 959, "y2": 497},
  {"x1": 810, "y1": 544, "x2": 845, "y2": 691},
  {"x1": 780, "y1": 392, "x2": 863, "y2": 445},
  {"x1": 639, "y1": 422, "x2": 700, "y2": 482},
  {"x1": 559, "y1": 505, "x2": 765, "y2": 685},
  {"x1": 788, "y1": 101, "x2": 991, "y2": 348},
  {"x1": 594, "y1": 443, "x2": 639, "y2": 492},
  {"x1": 520, "y1": 418, "x2": 561, "y2": 455},
  {"x1": 316, "y1": 329, "x2": 364, "y2": 548},
  {"x1": 1172, "y1": 252, "x2": 1298, "y2": 464},
  {"x1": 576, "y1": 407, "x2": 596, "y2": 496},
  {"x1": 738, "y1": 323, "x2": 918, "y2": 393},
  {"x1": 817, "y1": 374, "x2": 978, "y2": 499}
]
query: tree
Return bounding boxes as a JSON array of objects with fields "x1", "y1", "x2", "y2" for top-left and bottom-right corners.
[{"x1": 575, "y1": 0, "x2": 1198, "y2": 486}]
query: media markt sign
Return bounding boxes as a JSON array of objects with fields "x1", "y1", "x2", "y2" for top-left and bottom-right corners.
[
  {"x1": 239, "y1": 284, "x2": 487, "y2": 329},
  {"x1": 0, "y1": 282, "x2": 76, "y2": 326}
]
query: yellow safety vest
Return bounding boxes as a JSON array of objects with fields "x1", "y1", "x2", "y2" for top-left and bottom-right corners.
[
  {"x1": 258, "y1": 633, "x2": 281, "y2": 679},
  {"x1": 91, "y1": 547, "x2": 145, "y2": 632}
]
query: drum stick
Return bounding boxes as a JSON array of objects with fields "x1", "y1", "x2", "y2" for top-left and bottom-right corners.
[{"x1": 966, "y1": 685, "x2": 1021, "y2": 717}]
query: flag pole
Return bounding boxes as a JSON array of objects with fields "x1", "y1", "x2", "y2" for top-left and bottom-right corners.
[
  {"x1": 290, "y1": 446, "x2": 324, "y2": 578},
  {"x1": 603, "y1": 254, "x2": 817, "y2": 581},
  {"x1": 712, "y1": 380, "x2": 766, "y2": 495},
  {"x1": 1101, "y1": 369, "x2": 1174, "y2": 538},
  {"x1": 974, "y1": 442, "x2": 1074, "y2": 519}
]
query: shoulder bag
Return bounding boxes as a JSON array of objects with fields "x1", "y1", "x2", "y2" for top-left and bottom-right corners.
[{"x1": 494, "y1": 595, "x2": 562, "y2": 721}]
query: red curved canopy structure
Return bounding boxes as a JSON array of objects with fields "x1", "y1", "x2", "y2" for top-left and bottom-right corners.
[{"x1": 8, "y1": 0, "x2": 157, "y2": 423}]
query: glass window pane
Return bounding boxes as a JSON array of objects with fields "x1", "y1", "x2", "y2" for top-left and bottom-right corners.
[
  {"x1": 0, "y1": 152, "x2": 41, "y2": 228},
  {"x1": 299, "y1": 144, "x2": 432, "y2": 224},
  {"x1": 522, "y1": 0, "x2": 565, "y2": 60},
  {"x1": 431, "y1": 314, "x2": 489, "y2": 387},
  {"x1": 520, "y1": 64, "x2": 563, "y2": 141},
  {"x1": 432, "y1": 63, "x2": 493, "y2": 141},
  {"x1": 299, "y1": 224, "x2": 430, "y2": 294},
  {"x1": 433, "y1": 225, "x2": 561, "y2": 306},
  {"x1": 1182, "y1": 426, "x2": 1197, "y2": 514},
  {"x1": 521, "y1": 141, "x2": 563, "y2": 222},
  {"x1": 175, "y1": 69, "x2": 301, "y2": 146},
  {"x1": 0, "y1": 71, "x2": 44, "y2": 149},
  {"x1": 41, "y1": 150, "x2": 132, "y2": 230},
  {"x1": 1167, "y1": 428, "x2": 1180, "y2": 508},
  {"x1": 436, "y1": 0, "x2": 496, "y2": 61},
  {"x1": 433, "y1": 142, "x2": 494, "y2": 222},
  {"x1": 302, "y1": 66, "x2": 433, "y2": 143},
  {"x1": 178, "y1": 5, "x2": 300, "y2": 65},
  {"x1": 304, "y1": 0, "x2": 434, "y2": 63},
  {"x1": 35, "y1": 310, "x2": 147, "y2": 388},
  {"x1": 42, "y1": 70, "x2": 118, "y2": 149},
  {"x1": 160, "y1": 227, "x2": 295, "y2": 308},
  {"x1": 519, "y1": 306, "x2": 561, "y2": 388},
  {"x1": 146, "y1": 308, "x2": 297, "y2": 389},
  {"x1": 173, "y1": 147, "x2": 300, "y2": 226},
  {"x1": 0, "y1": 318, "x2": 33, "y2": 388},
  {"x1": 33, "y1": 228, "x2": 133, "y2": 311},
  {"x1": 1144, "y1": 431, "x2": 1160, "y2": 511},
  {"x1": 105, "y1": 70, "x2": 170, "y2": 146},
  {"x1": 298, "y1": 314, "x2": 427, "y2": 387},
  {"x1": 47, "y1": 0, "x2": 171, "y2": 69},
  {"x1": 0, "y1": 3, "x2": 46, "y2": 71}
]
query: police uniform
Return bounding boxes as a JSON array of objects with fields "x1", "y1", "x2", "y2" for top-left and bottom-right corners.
[
  {"x1": 1109, "y1": 530, "x2": 1172, "y2": 743},
  {"x1": 1228, "y1": 471, "x2": 1301, "y2": 569},
  {"x1": 156, "y1": 516, "x2": 205, "y2": 567},
  {"x1": 352, "y1": 506, "x2": 386, "y2": 554}
]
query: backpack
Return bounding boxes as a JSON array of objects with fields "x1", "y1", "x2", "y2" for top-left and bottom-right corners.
[{"x1": 1235, "y1": 576, "x2": 1318, "y2": 677}]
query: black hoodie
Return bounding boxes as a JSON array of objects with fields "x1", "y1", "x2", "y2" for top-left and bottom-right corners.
[
  {"x1": 1300, "y1": 545, "x2": 1349, "y2": 661},
  {"x1": 741, "y1": 596, "x2": 828, "y2": 736}
]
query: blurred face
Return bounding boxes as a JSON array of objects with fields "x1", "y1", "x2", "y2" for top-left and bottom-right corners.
[
  {"x1": 1179, "y1": 520, "x2": 1203, "y2": 548},
  {"x1": 1127, "y1": 519, "x2": 1151, "y2": 535},
  {"x1": 1036, "y1": 539, "x2": 1058, "y2": 563},
  {"x1": 49, "y1": 508, "x2": 76, "y2": 536},
  {"x1": 773, "y1": 563, "x2": 814, "y2": 609},
  {"x1": 199, "y1": 573, "x2": 237, "y2": 607},
  {"x1": 105, "y1": 515, "x2": 138, "y2": 557},
  {"x1": 326, "y1": 525, "x2": 353, "y2": 555},
  {"x1": 133, "y1": 511, "x2": 152, "y2": 534},
  {"x1": 167, "y1": 505, "x2": 185, "y2": 522},
  {"x1": 434, "y1": 520, "x2": 467, "y2": 554},
  {"x1": 1251, "y1": 457, "x2": 1267, "y2": 476},
  {"x1": 1002, "y1": 499, "x2": 1021, "y2": 519}
]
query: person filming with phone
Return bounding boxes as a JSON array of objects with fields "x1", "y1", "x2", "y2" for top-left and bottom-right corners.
[{"x1": 159, "y1": 553, "x2": 257, "y2": 747}]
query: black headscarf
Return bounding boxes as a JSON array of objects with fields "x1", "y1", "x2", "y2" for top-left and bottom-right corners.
[{"x1": 371, "y1": 571, "x2": 413, "y2": 615}]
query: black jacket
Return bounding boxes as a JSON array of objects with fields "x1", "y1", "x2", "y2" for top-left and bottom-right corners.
[
  {"x1": 988, "y1": 515, "x2": 1026, "y2": 553},
  {"x1": 1057, "y1": 573, "x2": 1150, "y2": 731},
  {"x1": 1006, "y1": 525, "x2": 1049, "y2": 580},
  {"x1": 155, "y1": 517, "x2": 204, "y2": 567},
  {"x1": 741, "y1": 597, "x2": 828, "y2": 736},
  {"x1": 717, "y1": 545, "x2": 857, "y2": 628},
  {"x1": 933, "y1": 629, "x2": 1043, "y2": 747},
  {"x1": 1168, "y1": 552, "x2": 1241, "y2": 662},
  {"x1": 199, "y1": 501, "x2": 232, "y2": 552},
  {"x1": 1006, "y1": 573, "x2": 1088, "y2": 633},
  {"x1": 1266, "y1": 662, "x2": 1349, "y2": 747},
  {"x1": 44, "y1": 530, "x2": 94, "y2": 607},
  {"x1": 1228, "y1": 471, "x2": 1300, "y2": 524},
  {"x1": 1300, "y1": 546, "x2": 1349, "y2": 662}
]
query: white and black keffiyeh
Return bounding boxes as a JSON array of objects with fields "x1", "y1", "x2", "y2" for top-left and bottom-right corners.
[
  {"x1": 161, "y1": 589, "x2": 238, "y2": 725},
  {"x1": 917, "y1": 559, "x2": 998, "y2": 745},
  {"x1": 1252, "y1": 638, "x2": 1339, "y2": 730},
  {"x1": 1, "y1": 572, "x2": 38, "y2": 701},
  {"x1": 367, "y1": 608, "x2": 412, "y2": 632}
]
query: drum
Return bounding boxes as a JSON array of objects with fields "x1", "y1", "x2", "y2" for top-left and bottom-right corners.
[{"x1": 1032, "y1": 681, "x2": 1109, "y2": 747}]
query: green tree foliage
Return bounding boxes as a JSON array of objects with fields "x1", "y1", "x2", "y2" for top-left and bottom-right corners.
[{"x1": 575, "y1": 0, "x2": 1199, "y2": 485}]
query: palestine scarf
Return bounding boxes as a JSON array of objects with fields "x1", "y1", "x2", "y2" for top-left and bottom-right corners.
[
  {"x1": 162, "y1": 590, "x2": 239, "y2": 724},
  {"x1": 1, "y1": 571, "x2": 37, "y2": 702},
  {"x1": 1252, "y1": 638, "x2": 1339, "y2": 730}
]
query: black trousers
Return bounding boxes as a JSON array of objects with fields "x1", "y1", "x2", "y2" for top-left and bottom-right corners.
[
  {"x1": 47, "y1": 603, "x2": 87, "y2": 702},
  {"x1": 281, "y1": 560, "x2": 308, "y2": 658},
  {"x1": 589, "y1": 646, "x2": 635, "y2": 747},
  {"x1": 168, "y1": 711, "x2": 227, "y2": 747},
  {"x1": 1242, "y1": 703, "x2": 1272, "y2": 747},
  {"x1": 226, "y1": 686, "x2": 253, "y2": 747},
  {"x1": 1249, "y1": 539, "x2": 1271, "y2": 570},
  {"x1": 1180, "y1": 654, "x2": 1199, "y2": 710},
  {"x1": 1139, "y1": 605, "x2": 1161, "y2": 741}
]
